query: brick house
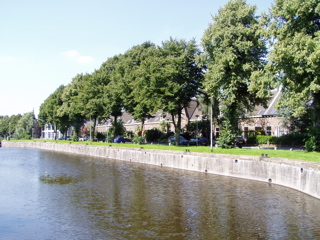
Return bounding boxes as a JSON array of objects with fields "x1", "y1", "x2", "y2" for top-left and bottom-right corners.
[{"x1": 96, "y1": 87, "x2": 286, "y2": 141}]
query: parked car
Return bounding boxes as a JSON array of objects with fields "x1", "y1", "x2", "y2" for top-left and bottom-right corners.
[
  {"x1": 114, "y1": 136, "x2": 125, "y2": 143},
  {"x1": 235, "y1": 136, "x2": 245, "y2": 148},
  {"x1": 189, "y1": 137, "x2": 209, "y2": 146},
  {"x1": 169, "y1": 136, "x2": 189, "y2": 145},
  {"x1": 79, "y1": 136, "x2": 90, "y2": 141}
]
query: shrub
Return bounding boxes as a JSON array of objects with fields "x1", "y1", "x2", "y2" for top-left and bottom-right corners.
[
  {"x1": 255, "y1": 135, "x2": 278, "y2": 145},
  {"x1": 72, "y1": 135, "x2": 79, "y2": 142},
  {"x1": 305, "y1": 129, "x2": 320, "y2": 152},
  {"x1": 246, "y1": 136, "x2": 257, "y2": 144},
  {"x1": 132, "y1": 135, "x2": 145, "y2": 144},
  {"x1": 247, "y1": 133, "x2": 307, "y2": 146},
  {"x1": 145, "y1": 128, "x2": 163, "y2": 142},
  {"x1": 218, "y1": 119, "x2": 235, "y2": 148},
  {"x1": 277, "y1": 133, "x2": 307, "y2": 145},
  {"x1": 96, "y1": 132, "x2": 105, "y2": 141}
]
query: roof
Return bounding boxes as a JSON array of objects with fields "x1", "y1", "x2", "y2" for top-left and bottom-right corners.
[{"x1": 249, "y1": 86, "x2": 282, "y2": 117}]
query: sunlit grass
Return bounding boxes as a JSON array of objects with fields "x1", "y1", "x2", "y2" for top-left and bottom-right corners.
[{"x1": 17, "y1": 139, "x2": 320, "y2": 163}]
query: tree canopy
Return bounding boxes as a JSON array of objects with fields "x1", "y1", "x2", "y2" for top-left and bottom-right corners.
[
  {"x1": 268, "y1": 0, "x2": 320, "y2": 127},
  {"x1": 202, "y1": 0, "x2": 269, "y2": 131}
]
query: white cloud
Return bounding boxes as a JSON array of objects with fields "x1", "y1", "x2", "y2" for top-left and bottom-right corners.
[
  {"x1": 61, "y1": 50, "x2": 94, "y2": 63},
  {"x1": 63, "y1": 50, "x2": 80, "y2": 57}
]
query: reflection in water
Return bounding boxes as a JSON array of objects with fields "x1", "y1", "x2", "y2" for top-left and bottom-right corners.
[
  {"x1": 0, "y1": 148, "x2": 319, "y2": 239},
  {"x1": 39, "y1": 174, "x2": 81, "y2": 185}
]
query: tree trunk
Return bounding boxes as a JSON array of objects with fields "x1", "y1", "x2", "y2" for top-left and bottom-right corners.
[
  {"x1": 140, "y1": 118, "x2": 145, "y2": 134},
  {"x1": 113, "y1": 116, "x2": 118, "y2": 138},
  {"x1": 171, "y1": 109, "x2": 183, "y2": 146},
  {"x1": 176, "y1": 109, "x2": 182, "y2": 146}
]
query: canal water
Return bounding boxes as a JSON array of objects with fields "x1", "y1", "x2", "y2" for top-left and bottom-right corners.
[{"x1": 1, "y1": 148, "x2": 319, "y2": 240}]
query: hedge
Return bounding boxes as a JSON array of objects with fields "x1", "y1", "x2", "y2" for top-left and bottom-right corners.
[{"x1": 246, "y1": 133, "x2": 307, "y2": 146}]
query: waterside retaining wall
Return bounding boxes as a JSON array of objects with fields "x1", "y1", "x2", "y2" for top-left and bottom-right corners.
[{"x1": 2, "y1": 141, "x2": 320, "y2": 199}]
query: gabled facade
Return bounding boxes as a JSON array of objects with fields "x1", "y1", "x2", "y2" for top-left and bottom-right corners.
[
  {"x1": 96, "y1": 100, "x2": 205, "y2": 135},
  {"x1": 238, "y1": 86, "x2": 288, "y2": 139},
  {"x1": 41, "y1": 123, "x2": 74, "y2": 140},
  {"x1": 96, "y1": 88, "x2": 286, "y2": 140}
]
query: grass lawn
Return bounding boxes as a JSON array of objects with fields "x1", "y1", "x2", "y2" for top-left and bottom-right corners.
[{"x1": 29, "y1": 139, "x2": 320, "y2": 163}]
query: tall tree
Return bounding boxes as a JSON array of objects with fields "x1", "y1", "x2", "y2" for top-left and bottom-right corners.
[
  {"x1": 268, "y1": 0, "x2": 320, "y2": 129},
  {"x1": 101, "y1": 55, "x2": 125, "y2": 137},
  {"x1": 58, "y1": 74, "x2": 86, "y2": 136},
  {"x1": 156, "y1": 38, "x2": 204, "y2": 144},
  {"x1": 121, "y1": 42, "x2": 158, "y2": 131},
  {"x1": 14, "y1": 112, "x2": 36, "y2": 139},
  {"x1": 77, "y1": 72, "x2": 107, "y2": 138},
  {"x1": 0, "y1": 114, "x2": 22, "y2": 139},
  {"x1": 38, "y1": 85, "x2": 65, "y2": 139},
  {"x1": 202, "y1": 0, "x2": 269, "y2": 132}
]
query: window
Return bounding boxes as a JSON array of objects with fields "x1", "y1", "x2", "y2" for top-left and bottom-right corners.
[
  {"x1": 255, "y1": 126, "x2": 262, "y2": 134},
  {"x1": 215, "y1": 127, "x2": 220, "y2": 138},
  {"x1": 266, "y1": 126, "x2": 272, "y2": 136}
]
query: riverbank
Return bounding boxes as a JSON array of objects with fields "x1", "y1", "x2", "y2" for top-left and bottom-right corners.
[{"x1": 2, "y1": 141, "x2": 320, "y2": 199}]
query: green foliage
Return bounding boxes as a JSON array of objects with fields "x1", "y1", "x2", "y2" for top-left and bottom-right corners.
[
  {"x1": 108, "y1": 120, "x2": 126, "y2": 138},
  {"x1": 305, "y1": 128, "x2": 320, "y2": 152},
  {"x1": 58, "y1": 75, "x2": 86, "y2": 136},
  {"x1": 39, "y1": 85, "x2": 67, "y2": 140},
  {"x1": 202, "y1": 0, "x2": 269, "y2": 131},
  {"x1": 145, "y1": 128, "x2": 164, "y2": 142},
  {"x1": 132, "y1": 135, "x2": 146, "y2": 144},
  {"x1": 115, "y1": 42, "x2": 157, "y2": 128},
  {"x1": 95, "y1": 132, "x2": 105, "y2": 141},
  {"x1": 247, "y1": 133, "x2": 307, "y2": 146},
  {"x1": 14, "y1": 112, "x2": 36, "y2": 140},
  {"x1": 102, "y1": 55, "x2": 125, "y2": 123},
  {"x1": 185, "y1": 119, "x2": 211, "y2": 138},
  {"x1": 268, "y1": 0, "x2": 320, "y2": 127},
  {"x1": 218, "y1": 119, "x2": 236, "y2": 148},
  {"x1": 72, "y1": 135, "x2": 79, "y2": 142},
  {"x1": 277, "y1": 134, "x2": 307, "y2": 146},
  {"x1": 255, "y1": 135, "x2": 278, "y2": 144},
  {"x1": 0, "y1": 114, "x2": 22, "y2": 138}
]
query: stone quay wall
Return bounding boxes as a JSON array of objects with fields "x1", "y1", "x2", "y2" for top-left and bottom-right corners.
[{"x1": 2, "y1": 141, "x2": 320, "y2": 199}]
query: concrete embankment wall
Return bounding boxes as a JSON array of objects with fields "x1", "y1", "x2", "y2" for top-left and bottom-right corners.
[{"x1": 2, "y1": 141, "x2": 320, "y2": 199}]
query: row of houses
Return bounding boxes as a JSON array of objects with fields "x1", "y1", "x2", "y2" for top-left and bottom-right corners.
[{"x1": 42, "y1": 87, "x2": 288, "y2": 140}]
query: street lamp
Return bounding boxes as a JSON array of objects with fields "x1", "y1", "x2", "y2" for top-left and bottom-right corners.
[
  {"x1": 210, "y1": 96, "x2": 213, "y2": 152},
  {"x1": 90, "y1": 115, "x2": 92, "y2": 143}
]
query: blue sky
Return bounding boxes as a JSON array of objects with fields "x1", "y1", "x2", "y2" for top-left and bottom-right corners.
[{"x1": 0, "y1": 0, "x2": 274, "y2": 117}]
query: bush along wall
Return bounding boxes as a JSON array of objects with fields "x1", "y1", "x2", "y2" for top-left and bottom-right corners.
[{"x1": 246, "y1": 133, "x2": 307, "y2": 147}]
